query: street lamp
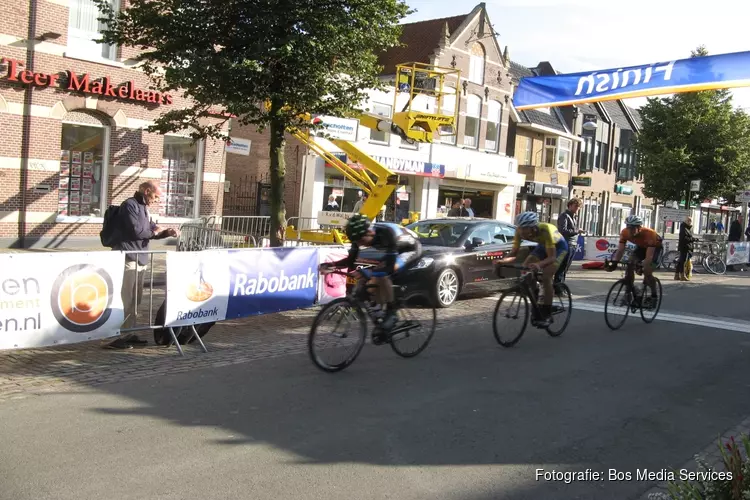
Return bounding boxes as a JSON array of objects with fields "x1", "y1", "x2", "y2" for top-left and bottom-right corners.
[{"x1": 582, "y1": 121, "x2": 598, "y2": 132}]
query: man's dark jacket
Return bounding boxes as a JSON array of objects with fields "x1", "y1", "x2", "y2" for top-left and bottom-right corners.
[
  {"x1": 113, "y1": 192, "x2": 168, "y2": 265},
  {"x1": 678, "y1": 222, "x2": 695, "y2": 252},
  {"x1": 557, "y1": 209, "x2": 578, "y2": 244}
]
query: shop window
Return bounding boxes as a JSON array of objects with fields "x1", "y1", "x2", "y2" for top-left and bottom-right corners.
[
  {"x1": 67, "y1": 0, "x2": 119, "y2": 61},
  {"x1": 523, "y1": 137, "x2": 532, "y2": 165},
  {"x1": 439, "y1": 94, "x2": 457, "y2": 145},
  {"x1": 160, "y1": 135, "x2": 203, "y2": 218},
  {"x1": 58, "y1": 118, "x2": 110, "y2": 218},
  {"x1": 369, "y1": 102, "x2": 391, "y2": 144},
  {"x1": 545, "y1": 138, "x2": 557, "y2": 167},
  {"x1": 485, "y1": 100, "x2": 502, "y2": 153},
  {"x1": 463, "y1": 94, "x2": 482, "y2": 149},
  {"x1": 556, "y1": 137, "x2": 572, "y2": 172},
  {"x1": 469, "y1": 43, "x2": 486, "y2": 85}
]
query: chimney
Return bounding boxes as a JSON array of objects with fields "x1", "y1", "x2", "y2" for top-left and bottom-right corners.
[{"x1": 503, "y1": 46, "x2": 510, "y2": 69}]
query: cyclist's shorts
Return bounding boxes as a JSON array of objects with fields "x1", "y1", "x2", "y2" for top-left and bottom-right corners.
[
  {"x1": 632, "y1": 245, "x2": 663, "y2": 264},
  {"x1": 368, "y1": 250, "x2": 422, "y2": 278},
  {"x1": 531, "y1": 239, "x2": 569, "y2": 268}
]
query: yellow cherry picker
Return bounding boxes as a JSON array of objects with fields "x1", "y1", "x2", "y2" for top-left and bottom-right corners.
[{"x1": 285, "y1": 62, "x2": 461, "y2": 244}]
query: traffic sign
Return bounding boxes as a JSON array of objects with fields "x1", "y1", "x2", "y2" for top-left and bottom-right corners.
[{"x1": 737, "y1": 190, "x2": 750, "y2": 203}]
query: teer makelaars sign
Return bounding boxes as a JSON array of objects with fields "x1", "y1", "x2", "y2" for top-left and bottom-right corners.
[{"x1": 1, "y1": 57, "x2": 174, "y2": 106}]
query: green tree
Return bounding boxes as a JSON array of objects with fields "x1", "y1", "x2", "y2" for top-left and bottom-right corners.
[
  {"x1": 95, "y1": 0, "x2": 411, "y2": 246},
  {"x1": 636, "y1": 46, "x2": 750, "y2": 209}
]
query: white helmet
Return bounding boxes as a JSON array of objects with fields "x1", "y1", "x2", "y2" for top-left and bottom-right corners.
[
  {"x1": 625, "y1": 215, "x2": 643, "y2": 227},
  {"x1": 516, "y1": 211, "x2": 540, "y2": 228}
]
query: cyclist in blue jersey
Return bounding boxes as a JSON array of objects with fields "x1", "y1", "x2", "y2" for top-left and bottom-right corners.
[{"x1": 319, "y1": 214, "x2": 422, "y2": 342}]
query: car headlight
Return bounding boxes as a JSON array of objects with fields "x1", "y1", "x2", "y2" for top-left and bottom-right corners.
[{"x1": 414, "y1": 257, "x2": 434, "y2": 269}]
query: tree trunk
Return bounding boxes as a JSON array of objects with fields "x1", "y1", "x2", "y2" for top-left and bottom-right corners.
[{"x1": 268, "y1": 106, "x2": 286, "y2": 248}]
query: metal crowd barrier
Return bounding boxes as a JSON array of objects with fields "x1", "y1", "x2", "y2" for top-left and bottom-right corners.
[
  {"x1": 176, "y1": 223, "x2": 258, "y2": 251},
  {"x1": 120, "y1": 250, "x2": 207, "y2": 356}
]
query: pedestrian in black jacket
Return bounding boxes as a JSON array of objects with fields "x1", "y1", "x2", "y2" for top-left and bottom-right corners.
[
  {"x1": 676, "y1": 216, "x2": 694, "y2": 281},
  {"x1": 555, "y1": 198, "x2": 583, "y2": 282},
  {"x1": 105, "y1": 181, "x2": 178, "y2": 349}
]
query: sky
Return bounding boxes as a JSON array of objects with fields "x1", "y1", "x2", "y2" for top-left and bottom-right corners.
[{"x1": 403, "y1": 0, "x2": 750, "y2": 111}]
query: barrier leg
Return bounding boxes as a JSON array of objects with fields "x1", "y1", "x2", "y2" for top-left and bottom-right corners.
[
  {"x1": 186, "y1": 325, "x2": 209, "y2": 353},
  {"x1": 168, "y1": 327, "x2": 185, "y2": 357}
]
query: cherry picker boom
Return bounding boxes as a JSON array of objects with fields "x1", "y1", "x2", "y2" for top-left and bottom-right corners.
[{"x1": 285, "y1": 62, "x2": 461, "y2": 244}]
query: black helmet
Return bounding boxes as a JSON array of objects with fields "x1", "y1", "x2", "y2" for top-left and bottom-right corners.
[{"x1": 345, "y1": 213, "x2": 371, "y2": 241}]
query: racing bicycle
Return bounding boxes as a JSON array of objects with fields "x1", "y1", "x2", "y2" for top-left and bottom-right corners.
[
  {"x1": 603, "y1": 257, "x2": 663, "y2": 330},
  {"x1": 309, "y1": 269, "x2": 437, "y2": 372},
  {"x1": 492, "y1": 263, "x2": 573, "y2": 347}
]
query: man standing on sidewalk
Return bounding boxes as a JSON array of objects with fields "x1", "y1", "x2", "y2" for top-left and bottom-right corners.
[
  {"x1": 106, "y1": 181, "x2": 178, "y2": 349},
  {"x1": 556, "y1": 198, "x2": 583, "y2": 282}
]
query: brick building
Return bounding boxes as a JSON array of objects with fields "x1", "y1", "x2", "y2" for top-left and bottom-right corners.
[{"x1": 0, "y1": 0, "x2": 227, "y2": 248}]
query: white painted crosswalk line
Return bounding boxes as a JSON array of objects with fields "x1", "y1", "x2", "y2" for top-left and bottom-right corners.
[{"x1": 481, "y1": 296, "x2": 750, "y2": 334}]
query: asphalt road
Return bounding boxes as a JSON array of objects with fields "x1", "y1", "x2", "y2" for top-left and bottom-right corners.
[{"x1": 2, "y1": 274, "x2": 750, "y2": 500}]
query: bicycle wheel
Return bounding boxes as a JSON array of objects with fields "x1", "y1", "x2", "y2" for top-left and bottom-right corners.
[
  {"x1": 703, "y1": 254, "x2": 726, "y2": 275},
  {"x1": 640, "y1": 277, "x2": 663, "y2": 323},
  {"x1": 308, "y1": 298, "x2": 367, "y2": 372},
  {"x1": 546, "y1": 282, "x2": 572, "y2": 337},
  {"x1": 661, "y1": 250, "x2": 679, "y2": 271},
  {"x1": 389, "y1": 304, "x2": 437, "y2": 358},
  {"x1": 493, "y1": 289, "x2": 529, "y2": 347},
  {"x1": 604, "y1": 279, "x2": 631, "y2": 330}
]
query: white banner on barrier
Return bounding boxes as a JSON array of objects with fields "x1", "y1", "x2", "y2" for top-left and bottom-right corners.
[
  {"x1": 165, "y1": 250, "x2": 231, "y2": 327},
  {"x1": 726, "y1": 242, "x2": 749, "y2": 265},
  {"x1": 318, "y1": 246, "x2": 349, "y2": 304},
  {"x1": 0, "y1": 252, "x2": 125, "y2": 350},
  {"x1": 583, "y1": 237, "x2": 636, "y2": 262}
]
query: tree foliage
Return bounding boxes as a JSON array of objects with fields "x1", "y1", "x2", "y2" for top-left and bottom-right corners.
[
  {"x1": 636, "y1": 46, "x2": 750, "y2": 207},
  {"x1": 95, "y1": 0, "x2": 411, "y2": 245}
]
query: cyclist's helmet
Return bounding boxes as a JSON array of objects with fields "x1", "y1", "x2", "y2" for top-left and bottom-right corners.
[
  {"x1": 345, "y1": 213, "x2": 371, "y2": 241},
  {"x1": 515, "y1": 211, "x2": 540, "y2": 228},
  {"x1": 624, "y1": 215, "x2": 643, "y2": 227}
]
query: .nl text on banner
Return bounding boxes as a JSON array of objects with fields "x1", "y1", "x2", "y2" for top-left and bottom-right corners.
[
  {"x1": 227, "y1": 247, "x2": 319, "y2": 318},
  {"x1": 318, "y1": 246, "x2": 349, "y2": 304},
  {"x1": 514, "y1": 51, "x2": 750, "y2": 110},
  {"x1": 0, "y1": 252, "x2": 125, "y2": 350},
  {"x1": 165, "y1": 250, "x2": 230, "y2": 327}
]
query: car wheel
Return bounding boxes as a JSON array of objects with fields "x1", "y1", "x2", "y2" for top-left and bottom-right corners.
[{"x1": 433, "y1": 267, "x2": 460, "y2": 308}]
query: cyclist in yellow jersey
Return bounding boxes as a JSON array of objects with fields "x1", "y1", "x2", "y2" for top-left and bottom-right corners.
[{"x1": 499, "y1": 212, "x2": 569, "y2": 326}]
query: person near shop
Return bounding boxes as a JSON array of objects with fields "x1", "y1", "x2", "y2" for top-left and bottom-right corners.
[
  {"x1": 326, "y1": 195, "x2": 339, "y2": 211},
  {"x1": 352, "y1": 193, "x2": 368, "y2": 213},
  {"x1": 461, "y1": 198, "x2": 475, "y2": 217},
  {"x1": 676, "y1": 216, "x2": 695, "y2": 281},
  {"x1": 447, "y1": 201, "x2": 461, "y2": 216},
  {"x1": 555, "y1": 198, "x2": 583, "y2": 282},
  {"x1": 716, "y1": 220, "x2": 725, "y2": 233},
  {"x1": 105, "y1": 180, "x2": 178, "y2": 349}
]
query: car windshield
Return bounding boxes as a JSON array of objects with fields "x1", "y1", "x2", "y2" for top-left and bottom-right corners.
[{"x1": 406, "y1": 221, "x2": 470, "y2": 246}]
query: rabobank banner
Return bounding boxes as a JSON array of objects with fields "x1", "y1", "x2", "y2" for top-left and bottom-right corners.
[
  {"x1": 514, "y1": 51, "x2": 750, "y2": 110},
  {"x1": 165, "y1": 250, "x2": 231, "y2": 327},
  {"x1": 226, "y1": 247, "x2": 319, "y2": 318}
]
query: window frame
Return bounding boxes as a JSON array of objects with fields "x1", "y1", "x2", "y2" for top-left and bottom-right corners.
[
  {"x1": 56, "y1": 118, "x2": 111, "y2": 223},
  {"x1": 463, "y1": 94, "x2": 482, "y2": 149},
  {"x1": 556, "y1": 137, "x2": 572, "y2": 172},
  {"x1": 523, "y1": 137, "x2": 532, "y2": 165},
  {"x1": 484, "y1": 100, "x2": 502, "y2": 153},
  {"x1": 468, "y1": 43, "x2": 486, "y2": 85},
  {"x1": 161, "y1": 133, "x2": 205, "y2": 220},
  {"x1": 66, "y1": 0, "x2": 120, "y2": 62},
  {"x1": 439, "y1": 94, "x2": 457, "y2": 145},
  {"x1": 543, "y1": 137, "x2": 556, "y2": 169}
]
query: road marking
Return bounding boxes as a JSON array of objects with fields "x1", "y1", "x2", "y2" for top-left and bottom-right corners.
[{"x1": 481, "y1": 296, "x2": 750, "y2": 334}]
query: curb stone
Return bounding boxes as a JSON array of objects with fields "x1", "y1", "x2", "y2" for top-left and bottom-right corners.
[{"x1": 638, "y1": 416, "x2": 750, "y2": 499}]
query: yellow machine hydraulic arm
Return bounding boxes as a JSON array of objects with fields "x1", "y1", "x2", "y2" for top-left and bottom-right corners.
[{"x1": 286, "y1": 62, "x2": 461, "y2": 244}]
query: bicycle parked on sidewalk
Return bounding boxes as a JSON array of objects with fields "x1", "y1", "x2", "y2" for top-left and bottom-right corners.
[
  {"x1": 308, "y1": 269, "x2": 437, "y2": 372},
  {"x1": 660, "y1": 239, "x2": 726, "y2": 275},
  {"x1": 603, "y1": 257, "x2": 663, "y2": 330},
  {"x1": 492, "y1": 264, "x2": 573, "y2": 347}
]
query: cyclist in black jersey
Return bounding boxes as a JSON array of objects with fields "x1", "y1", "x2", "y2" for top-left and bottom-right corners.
[{"x1": 319, "y1": 214, "x2": 422, "y2": 339}]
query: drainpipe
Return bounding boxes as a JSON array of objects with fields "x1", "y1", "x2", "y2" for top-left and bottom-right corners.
[{"x1": 18, "y1": 0, "x2": 38, "y2": 248}]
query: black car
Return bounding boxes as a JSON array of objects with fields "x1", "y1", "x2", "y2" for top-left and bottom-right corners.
[{"x1": 355, "y1": 218, "x2": 536, "y2": 308}]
